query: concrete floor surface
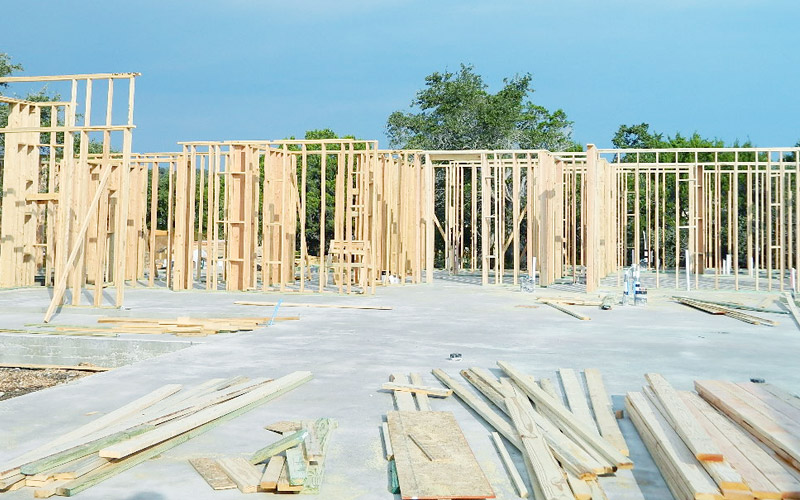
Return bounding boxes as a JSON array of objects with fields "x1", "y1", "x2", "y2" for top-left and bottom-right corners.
[{"x1": 0, "y1": 279, "x2": 798, "y2": 499}]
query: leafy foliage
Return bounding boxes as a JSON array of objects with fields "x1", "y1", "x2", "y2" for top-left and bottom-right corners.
[{"x1": 387, "y1": 64, "x2": 576, "y2": 151}]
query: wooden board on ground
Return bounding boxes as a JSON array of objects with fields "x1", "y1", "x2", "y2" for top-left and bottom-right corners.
[
  {"x1": 215, "y1": 456, "x2": 261, "y2": 494},
  {"x1": 386, "y1": 410, "x2": 495, "y2": 500},
  {"x1": 189, "y1": 457, "x2": 237, "y2": 490}
]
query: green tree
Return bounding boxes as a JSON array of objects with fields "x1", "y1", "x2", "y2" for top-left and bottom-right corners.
[{"x1": 387, "y1": 64, "x2": 576, "y2": 151}]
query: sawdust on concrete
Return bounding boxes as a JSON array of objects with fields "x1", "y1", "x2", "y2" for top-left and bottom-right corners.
[{"x1": 0, "y1": 368, "x2": 92, "y2": 401}]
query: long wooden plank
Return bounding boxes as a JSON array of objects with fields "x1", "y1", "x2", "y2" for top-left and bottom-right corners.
[
  {"x1": 409, "y1": 373, "x2": 433, "y2": 411},
  {"x1": 390, "y1": 374, "x2": 417, "y2": 411},
  {"x1": 250, "y1": 430, "x2": 307, "y2": 465},
  {"x1": 431, "y1": 369, "x2": 523, "y2": 451},
  {"x1": 56, "y1": 372, "x2": 309, "y2": 496},
  {"x1": 259, "y1": 455, "x2": 284, "y2": 491},
  {"x1": 646, "y1": 373, "x2": 724, "y2": 462},
  {"x1": 285, "y1": 446, "x2": 307, "y2": 486},
  {"x1": 0, "y1": 384, "x2": 183, "y2": 478},
  {"x1": 643, "y1": 386, "x2": 750, "y2": 497},
  {"x1": 734, "y1": 383, "x2": 800, "y2": 427},
  {"x1": 679, "y1": 392, "x2": 779, "y2": 499},
  {"x1": 216, "y1": 456, "x2": 261, "y2": 493},
  {"x1": 234, "y1": 300, "x2": 391, "y2": 310},
  {"x1": 584, "y1": 368, "x2": 629, "y2": 456},
  {"x1": 189, "y1": 457, "x2": 237, "y2": 490},
  {"x1": 382, "y1": 382, "x2": 452, "y2": 398},
  {"x1": 99, "y1": 372, "x2": 312, "y2": 459},
  {"x1": 505, "y1": 397, "x2": 572, "y2": 500},
  {"x1": 386, "y1": 411, "x2": 495, "y2": 500},
  {"x1": 491, "y1": 432, "x2": 528, "y2": 498},
  {"x1": 497, "y1": 361, "x2": 632, "y2": 469},
  {"x1": 684, "y1": 392, "x2": 800, "y2": 499},
  {"x1": 542, "y1": 300, "x2": 591, "y2": 320},
  {"x1": 558, "y1": 368, "x2": 596, "y2": 431},
  {"x1": 626, "y1": 392, "x2": 722, "y2": 500},
  {"x1": 460, "y1": 369, "x2": 606, "y2": 478},
  {"x1": 761, "y1": 384, "x2": 800, "y2": 412},
  {"x1": 696, "y1": 380, "x2": 800, "y2": 471}
]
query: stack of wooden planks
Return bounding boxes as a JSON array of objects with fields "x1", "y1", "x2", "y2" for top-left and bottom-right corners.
[
  {"x1": 380, "y1": 373, "x2": 495, "y2": 499},
  {"x1": 0, "y1": 372, "x2": 312, "y2": 497},
  {"x1": 44, "y1": 316, "x2": 300, "y2": 337},
  {"x1": 190, "y1": 417, "x2": 337, "y2": 494},
  {"x1": 433, "y1": 364, "x2": 642, "y2": 500},
  {"x1": 673, "y1": 297, "x2": 778, "y2": 326},
  {"x1": 626, "y1": 374, "x2": 800, "y2": 500}
]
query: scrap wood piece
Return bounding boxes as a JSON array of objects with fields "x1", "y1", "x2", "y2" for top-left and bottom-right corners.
[
  {"x1": 301, "y1": 418, "x2": 337, "y2": 494},
  {"x1": 409, "y1": 373, "x2": 432, "y2": 411},
  {"x1": 234, "y1": 300, "x2": 392, "y2": 310},
  {"x1": 541, "y1": 300, "x2": 591, "y2": 320},
  {"x1": 584, "y1": 368, "x2": 629, "y2": 456},
  {"x1": 382, "y1": 382, "x2": 453, "y2": 398},
  {"x1": 565, "y1": 471, "x2": 592, "y2": 500},
  {"x1": 490, "y1": 432, "x2": 528, "y2": 498},
  {"x1": 497, "y1": 362, "x2": 632, "y2": 469},
  {"x1": 645, "y1": 373, "x2": 724, "y2": 462},
  {"x1": 216, "y1": 456, "x2": 262, "y2": 494},
  {"x1": 386, "y1": 410, "x2": 495, "y2": 500},
  {"x1": 625, "y1": 392, "x2": 722, "y2": 500},
  {"x1": 537, "y1": 297, "x2": 603, "y2": 306},
  {"x1": 382, "y1": 422, "x2": 394, "y2": 460},
  {"x1": 0, "y1": 362, "x2": 110, "y2": 372},
  {"x1": 514, "y1": 304, "x2": 539, "y2": 309},
  {"x1": 505, "y1": 397, "x2": 572, "y2": 500},
  {"x1": 695, "y1": 380, "x2": 800, "y2": 470},
  {"x1": 264, "y1": 420, "x2": 302, "y2": 435},
  {"x1": 189, "y1": 457, "x2": 237, "y2": 490},
  {"x1": 683, "y1": 391, "x2": 800, "y2": 499},
  {"x1": 302, "y1": 417, "x2": 336, "y2": 466},
  {"x1": 679, "y1": 392, "x2": 779, "y2": 499},
  {"x1": 276, "y1": 461, "x2": 303, "y2": 492},
  {"x1": 284, "y1": 446, "x2": 307, "y2": 486},
  {"x1": 250, "y1": 429, "x2": 308, "y2": 465},
  {"x1": 259, "y1": 455, "x2": 284, "y2": 491}
]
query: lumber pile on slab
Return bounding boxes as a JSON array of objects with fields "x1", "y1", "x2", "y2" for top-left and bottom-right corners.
[
  {"x1": 673, "y1": 297, "x2": 778, "y2": 326},
  {"x1": 234, "y1": 300, "x2": 392, "y2": 310},
  {"x1": 626, "y1": 374, "x2": 800, "y2": 500},
  {"x1": 47, "y1": 316, "x2": 299, "y2": 337},
  {"x1": 380, "y1": 373, "x2": 495, "y2": 499},
  {"x1": 190, "y1": 417, "x2": 337, "y2": 494},
  {"x1": 0, "y1": 372, "x2": 311, "y2": 496},
  {"x1": 433, "y1": 364, "x2": 643, "y2": 500}
]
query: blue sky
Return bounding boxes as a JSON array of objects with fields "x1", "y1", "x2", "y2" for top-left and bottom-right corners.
[{"x1": 2, "y1": 0, "x2": 798, "y2": 152}]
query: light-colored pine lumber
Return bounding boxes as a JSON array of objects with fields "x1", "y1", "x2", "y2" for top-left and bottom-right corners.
[
  {"x1": 390, "y1": 374, "x2": 417, "y2": 411},
  {"x1": 382, "y1": 382, "x2": 452, "y2": 398},
  {"x1": 491, "y1": 431, "x2": 528, "y2": 498},
  {"x1": 250, "y1": 429, "x2": 307, "y2": 465},
  {"x1": 542, "y1": 300, "x2": 591, "y2": 320},
  {"x1": 558, "y1": 368, "x2": 596, "y2": 431},
  {"x1": 505, "y1": 396, "x2": 573, "y2": 500},
  {"x1": 216, "y1": 456, "x2": 261, "y2": 493},
  {"x1": 259, "y1": 455, "x2": 284, "y2": 491},
  {"x1": 234, "y1": 300, "x2": 391, "y2": 310},
  {"x1": 498, "y1": 361, "x2": 632, "y2": 469},
  {"x1": 645, "y1": 373, "x2": 725, "y2": 462},
  {"x1": 584, "y1": 368, "x2": 629, "y2": 456},
  {"x1": 626, "y1": 391, "x2": 722, "y2": 500},
  {"x1": 99, "y1": 371, "x2": 312, "y2": 459},
  {"x1": 409, "y1": 373, "x2": 433, "y2": 411},
  {"x1": 189, "y1": 457, "x2": 237, "y2": 490},
  {"x1": 382, "y1": 422, "x2": 394, "y2": 460}
]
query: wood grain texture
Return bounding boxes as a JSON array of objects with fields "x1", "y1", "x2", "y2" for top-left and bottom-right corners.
[
  {"x1": 387, "y1": 410, "x2": 495, "y2": 499},
  {"x1": 189, "y1": 458, "x2": 236, "y2": 490}
]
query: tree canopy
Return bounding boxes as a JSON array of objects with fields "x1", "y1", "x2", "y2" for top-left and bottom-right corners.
[{"x1": 387, "y1": 64, "x2": 577, "y2": 151}]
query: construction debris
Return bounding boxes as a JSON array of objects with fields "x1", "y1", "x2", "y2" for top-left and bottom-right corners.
[
  {"x1": 234, "y1": 301, "x2": 392, "y2": 310},
  {"x1": 0, "y1": 372, "x2": 311, "y2": 496},
  {"x1": 433, "y1": 364, "x2": 644, "y2": 500},
  {"x1": 673, "y1": 297, "x2": 779, "y2": 326},
  {"x1": 541, "y1": 300, "x2": 592, "y2": 321},
  {"x1": 626, "y1": 374, "x2": 800, "y2": 500}
]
